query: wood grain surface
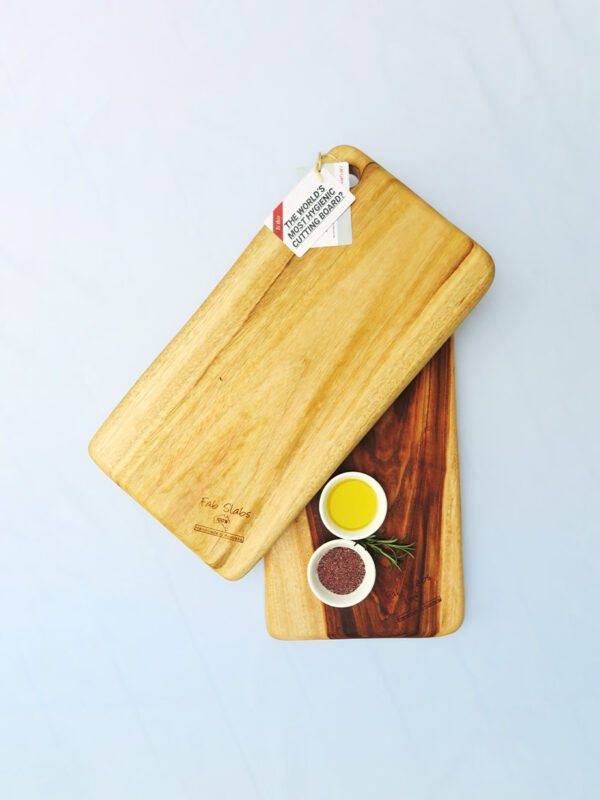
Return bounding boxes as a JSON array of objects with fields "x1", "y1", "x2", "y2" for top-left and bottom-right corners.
[
  {"x1": 264, "y1": 338, "x2": 463, "y2": 638},
  {"x1": 89, "y1": 145, "x2": 493, "y2": 580}
]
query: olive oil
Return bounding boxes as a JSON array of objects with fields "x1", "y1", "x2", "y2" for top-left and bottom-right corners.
[{"x1": 326, "y1": 478, "x2": 378, "y2": 531}]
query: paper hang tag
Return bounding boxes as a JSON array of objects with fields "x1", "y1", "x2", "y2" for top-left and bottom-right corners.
[
  {"x1": 265, "y1": 164, "x2": 355, "y2": 257},
  {"x1": 312, "y1": 162, "x2": 353, "y2": 248}
]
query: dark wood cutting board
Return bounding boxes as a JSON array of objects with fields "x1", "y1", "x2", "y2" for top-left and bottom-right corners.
[{"x1": 264, "y1": 338, "x2": 463, "y2": 638}]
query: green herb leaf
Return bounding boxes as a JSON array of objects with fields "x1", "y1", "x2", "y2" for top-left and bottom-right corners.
[{"x1": 357, "y1": 530, "x2": 416, "y2": 570}]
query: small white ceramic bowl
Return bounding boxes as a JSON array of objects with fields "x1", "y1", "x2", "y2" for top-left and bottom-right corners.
[
  {"x1": 319, "y1": 471, "x2": 387, "y2": 540},
  {"x1": 307, "y1": 539, "x2": 376, "y2": 608}
]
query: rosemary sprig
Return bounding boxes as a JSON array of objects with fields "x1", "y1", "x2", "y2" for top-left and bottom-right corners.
[{"x1": 358, "y1": 530, "x2": 416, "y2": 570}]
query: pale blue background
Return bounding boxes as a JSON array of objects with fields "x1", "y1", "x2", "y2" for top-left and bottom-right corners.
[{"x1": 1, "y1": 1, "x2": 598, "y2": 798}]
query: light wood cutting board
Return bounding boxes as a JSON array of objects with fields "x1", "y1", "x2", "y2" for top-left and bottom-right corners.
[
  {"x1": 89, "y1": 145, "x2": 493, "y2": 580},
  {"x1": 265, "y1": 338, "x2": 462, "y2": 639}
]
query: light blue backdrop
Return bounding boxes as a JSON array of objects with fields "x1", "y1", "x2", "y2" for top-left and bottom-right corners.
[{"x1": 1, "y1": 1, "x2": 598, "y2": 798}]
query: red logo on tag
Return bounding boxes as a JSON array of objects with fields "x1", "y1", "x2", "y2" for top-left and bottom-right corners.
[{"x1": 273, "y1": 202, "x2": 284, "y2": 240}]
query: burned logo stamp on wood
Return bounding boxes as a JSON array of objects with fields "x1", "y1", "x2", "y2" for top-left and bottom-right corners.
[{"x1": 193, "y1": 495, "x2": 252, "y2": 544}]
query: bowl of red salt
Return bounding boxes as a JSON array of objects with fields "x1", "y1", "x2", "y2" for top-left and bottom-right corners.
[{"x1": 307, "y1": 539, "x2": 376, "y2": 608}]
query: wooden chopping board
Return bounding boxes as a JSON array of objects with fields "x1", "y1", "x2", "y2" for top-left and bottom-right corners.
[
  {"x1": 89, "y1": 145, "x2": 493, "y2": 580},
  {"x1": 265, "y1": 338, "x2": 462, "y2": 638}
]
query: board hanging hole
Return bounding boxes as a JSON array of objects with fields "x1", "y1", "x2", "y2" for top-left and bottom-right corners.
[{"x1": 348, "y1": 165, "x2": 360, "y2": 187}]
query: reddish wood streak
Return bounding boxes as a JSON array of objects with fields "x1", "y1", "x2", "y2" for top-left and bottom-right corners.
[{"x1": 305, "y1": 339, "x2": 453, "y2": 638}]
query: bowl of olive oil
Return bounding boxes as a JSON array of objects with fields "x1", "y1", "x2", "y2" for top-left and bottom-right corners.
[{"x1": 319, "y1": 471, "x2": 387, "y2": 540}]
